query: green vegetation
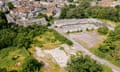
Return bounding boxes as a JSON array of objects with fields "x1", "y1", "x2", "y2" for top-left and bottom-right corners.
[
  {"x1": 102, "y1": 65, "x2": 113, "y2": 72},
  {"x1": 20, "y1": 57, "x2": 42, "y2": 72},
  {"x1": 33, "y1": 29, "x2": 73, "y2": 49},
  {"x1": 0, "y1": 11, "x2": 73, "y2": 71},
  {"x1": 52, "y1": 29, "x2": 73, "y2": 45},
  {"x1": 60, "y1": 0, "x2": 120, "y2": 22},
  {"x1": 36, "y1": 13, "x2": 46, "y2": 19},
  {"x1": 33, "y1": 31, "x2": 61, "y2": 49},
  {"x1": 0, "y1": 21, "x2": 72, "y2": 50},
  {"x1": 0, "y1": 47, "x2": 42, "y2": 72},
  {"x1": 60, "y1": 2, "x2": 120, "y2": 68},
  {"x1": 0, "y1": 12, "x2": 44, "y2": 71},
  {"x1": 98, "y1": 19, "x2": 120, "y2": 26},
  {"x1": 97, "y1": 26, "x2": 109, "y2": 35},
  {"x1": 0, "y1": 24, "x2": 48, "y2": 49},
  {"x1": 91, "y1": 24, "x2": 120, "y2": 67},
  {"x1": 7, "y1": 2, "x2": 14, "y2": 9},
  {"x1": 67, "y1": 0, "x2": 73, "y2": 2},
  {"x1": 67, "y1": 52, "x2": 112, "y2": 72},
  {"x1": 0, "y1": 24, "x2": 71, "y2": 71}
]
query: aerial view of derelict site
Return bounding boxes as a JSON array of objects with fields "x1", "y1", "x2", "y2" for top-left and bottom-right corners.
[{"x1": 0, "y1": 0, "x2": 120, "y2": 72}]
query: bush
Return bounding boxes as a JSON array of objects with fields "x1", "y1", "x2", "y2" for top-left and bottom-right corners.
[
  {"x1": 67, "y1": 54, "x2": 103, "y2": 72},
  {"x1": 20, "y1": 57, "x2": 42, "y2": 72},
  {"x1": 97, "y1": 26, "x2": 109, "y2": 35},
  {"x1": 0, "y1": 68, "x2": 7, "y2": 72}
]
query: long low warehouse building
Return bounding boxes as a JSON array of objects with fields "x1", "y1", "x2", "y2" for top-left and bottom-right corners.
[{"x1": 54, "y1": 18, "x2": 114, "y2": 31}]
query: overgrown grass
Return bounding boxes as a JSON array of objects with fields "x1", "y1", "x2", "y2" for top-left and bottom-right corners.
[
  {"x1": 102, "y1": 65, "x2": 113, "y2": 72},
  {"x1": 91, "y1": 48, "x2": 120, "y2": 67},
  {"x1": 0, "y1": 47, "x2": 30, "y2": 71},
  {"x1": 33, "y1": 29, "x2": 73, "y2": 49},
  {"x1": 33, "y1": 31, "x2": 61, "y2": 49}
]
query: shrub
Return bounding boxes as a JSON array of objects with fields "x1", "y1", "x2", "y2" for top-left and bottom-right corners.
[{"x1": 97, "y1": 26, "x2": 109, "y2": 35}]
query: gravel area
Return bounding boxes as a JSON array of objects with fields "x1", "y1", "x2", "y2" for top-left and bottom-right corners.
[{"x1": 69, "y1": 31, "x2": 104, "y2": 48}]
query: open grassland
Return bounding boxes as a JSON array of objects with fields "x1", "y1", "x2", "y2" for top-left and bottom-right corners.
[
  {"x1": 91, "y1": 41, "x2": 120, "y2": 68},
  {"x1": 102, "y1": 65, "x2": 113, "y2": 72},
  {"x1": 33, "y1": 31, "x2": 61, "y2": 50},
  {"x1": 0, "y1": 47, "x2": 29, "y2": 71},
  {"x1": 91, "y1": 48, "x2": 120, "y2": 67},
  {"x1": 33, "y1": 29, "x2": 72, "y2": 50}
]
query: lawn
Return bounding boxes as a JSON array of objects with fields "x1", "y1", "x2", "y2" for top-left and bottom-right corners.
[{"x1": 0, "y1": 47, "x2": 30, "y2": 71}]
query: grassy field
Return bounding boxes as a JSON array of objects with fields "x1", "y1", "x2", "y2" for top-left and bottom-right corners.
[
  {"x1": 33, "y1": 29, "x2": 72, "y2": 50},
  {"x1": 33, "y1": 31, "x2": 62, "y2": 50},
  {"x1": 102, "y1": 65, "x2": 113, "y2": 72},
  {"x1": 91, "y1": 48, "x2": 120, "y2": 67},
  {"x1": 0, "y1": 47, "x2": 30, "y2": 71}
]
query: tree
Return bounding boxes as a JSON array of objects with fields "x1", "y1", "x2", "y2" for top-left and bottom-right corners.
[
  {"x1": 96, "y1": 23, "x2": 120, "y2": 66},
  {"x1": 60, "y1": 4, "x2": 120, "y2": 22},
  {"x1": 79, "y1": 0, "x2": 91, "y2": 8},
  {"x1": 21, "y1": 57, "x2": 42, "y2": 72},
  {"x1": 60, "y1": 7, "x2": 68, "y2": 19},
  {"x1": 67, "y1": 54, "x2": 103, "y2": 72},
  {"x1": 97, "y1": 26, "x2": 109, "y2": 35},
  {"x1": 7, "y1": 2, "x2": 14, "y2": 9},
  {"x1": 0, "y1": 29, "x2": 16, "y2": 49},
  {"x1": 0, "y1": 19, "x2": 7, "y2": 29},
  {"x1": 98, "y1": 43, "x2": 110, "y2": 53},
  {"x1": 67, "y1": 0, "x2": 73, "y2": 2},
  {"x1": 13, "y1": 33, "x2": 31, "y2": 48},
  {"x1": 112, "y1": 46, "x2": 120, "y2": 61},
  {"x1": 0, "y1": 68, "x2": 7, "y2": 72}
]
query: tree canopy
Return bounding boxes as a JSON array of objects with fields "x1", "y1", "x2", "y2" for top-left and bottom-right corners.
[
  {"x1": 67, "y1": 54, "x2": 103, "y2": 72},
  {"x1": 97, "y1": 26, "x2": 109, "y2": 35},
  {"x1": 60, "y1": 1, "x2": 120, "y2": 22},
  {"x1": 7, "y1": 2, "x2": 14, "y2": 9}
]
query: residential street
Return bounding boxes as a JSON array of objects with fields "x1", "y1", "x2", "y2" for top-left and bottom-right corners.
[{"x1": 53, "y1": 27, "x2": 120, "y2": 72}]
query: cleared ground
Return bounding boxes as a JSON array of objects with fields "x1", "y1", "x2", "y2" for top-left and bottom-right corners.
[
  {"x1": 34, "y1": 47, "x2": 66, "y2": 72},
  {"x1": 69, "y1": 31, "x2": 105, "y2": 48}
]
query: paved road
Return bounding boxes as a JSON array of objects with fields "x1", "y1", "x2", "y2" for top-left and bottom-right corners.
[{"x1": 52, "y1": 27, "x2": 120, "y2": 72}]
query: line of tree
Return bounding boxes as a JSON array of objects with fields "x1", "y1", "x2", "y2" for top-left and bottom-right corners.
[
  {"x1": 60, "y1": 0, "x2": 120, "y2": 22},
  {"x1": 0, "y1": 23, "x2": 49, "y2": 50}
]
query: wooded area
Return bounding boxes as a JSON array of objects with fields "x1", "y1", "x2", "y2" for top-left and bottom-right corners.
[{"x1": 60, "y1": 0, "x2": 120, "y2": 22}]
